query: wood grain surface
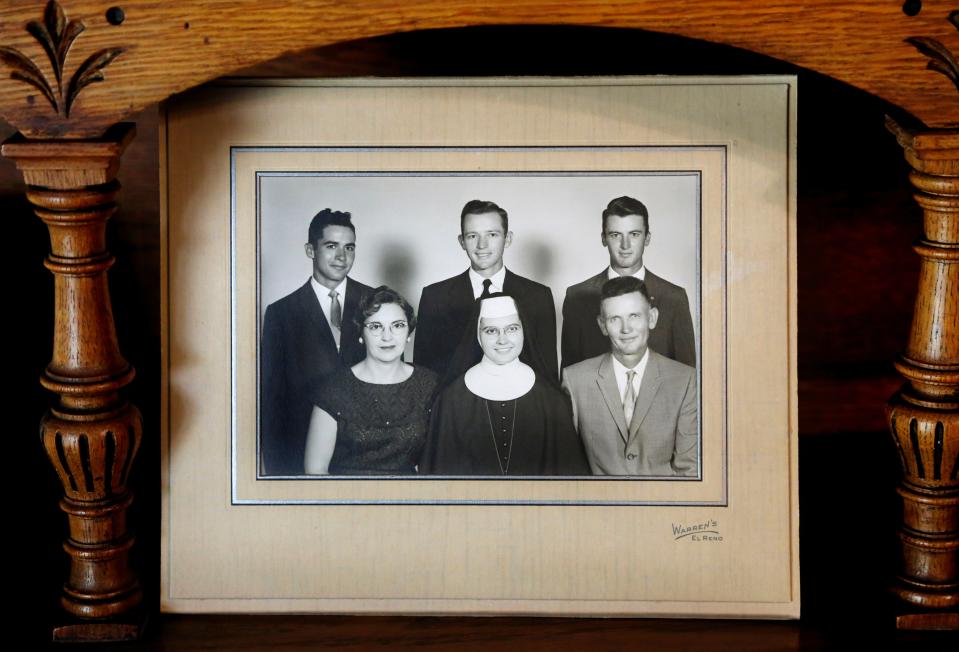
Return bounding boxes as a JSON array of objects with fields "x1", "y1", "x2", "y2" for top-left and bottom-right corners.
[
  {"x1": 884, "y1": 119, "x2": 959, "y2": 617},
  {"x1": 2, "y1": 124, "x2": 145, "y2": 623},
  {"x1": 1, "y1": 1, "x2": 959, "y2": 138},
  {"x1": 1, "y1": 9, "x2": 952, "y2": 642},
  {"x1": 134, "y1": 614, "x2": 956, "y2": 650}
]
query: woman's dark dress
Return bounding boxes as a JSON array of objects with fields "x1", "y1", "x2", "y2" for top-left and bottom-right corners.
[
  {"x1": 314, "y1": 366, "x2": 438, "y2": 474},
  {"x1": 420, "y1": 375, "x2": 590, "y2": 476}
]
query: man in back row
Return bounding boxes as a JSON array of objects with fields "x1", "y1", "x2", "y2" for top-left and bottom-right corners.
[
  {"x1": 561, "y1": 195, "x2": 696, "y2": 369},
  {"x1": 260, "y1": 209, "x2": 372, "y2": 476},
  {"x1": 414, "y1": 199, "x2": 558, "y2": 380}
]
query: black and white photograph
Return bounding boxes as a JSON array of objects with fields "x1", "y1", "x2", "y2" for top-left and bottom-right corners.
[{"x1": 256, "y1": 170, "x2": 700, "y2": 479}]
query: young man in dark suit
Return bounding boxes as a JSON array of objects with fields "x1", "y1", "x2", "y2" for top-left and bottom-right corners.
[
  {"x1": 260, "y1": 209, "x2": 372, "y2": 476},
  {"x1": 561, "y1": 196, "x2": 696, "y2": 370},
  {"x1": 414, "y1": 199, "x2": 558, "y2": 380}
]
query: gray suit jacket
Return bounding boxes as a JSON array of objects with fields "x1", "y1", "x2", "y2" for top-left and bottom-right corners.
[{"x1": 561, "y1": 350, "x2": 698, "y2": 476}]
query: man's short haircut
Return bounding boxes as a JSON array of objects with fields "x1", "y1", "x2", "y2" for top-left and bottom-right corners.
[
  {"x1": 602, "y1": 196, "x2": 649, "y2": 233},
  {"x1": 600, "y1": 275, "x2": 653, "y2": 309},
  {"x1": 460, "y1": 199, "x2": 508, "y2": 233},
  {"x1": 355, "y1": 285, "x2": 417, "y2": 334},
  {"x1": 308, "y1": 208, "x2": 355, "y2": 245}
]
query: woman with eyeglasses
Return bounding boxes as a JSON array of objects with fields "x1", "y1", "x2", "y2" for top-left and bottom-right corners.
[
  {"x1": 420, "y1": 292, "x2": 589, "y2": 476},
  {"x1": 304, "y1": 286, "x2": 438, "y2": 475}
]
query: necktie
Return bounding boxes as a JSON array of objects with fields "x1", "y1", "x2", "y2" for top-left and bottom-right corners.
[
  {"x1": 623, "y1": 369, "x2": 637, "y2": 424},
  {"x1": 480, "y1": 278, "x2": 493, "y2": 298},
  {"x1": 329, "y1": 289, "x2": 342, "y2": 329}
]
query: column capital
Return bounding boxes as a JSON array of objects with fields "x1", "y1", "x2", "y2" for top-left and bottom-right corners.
[{"x1": 1, "y1": 122, "x2": 134, "y2": 188}]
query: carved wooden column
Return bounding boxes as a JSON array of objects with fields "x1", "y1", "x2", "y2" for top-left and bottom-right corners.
[
  {"x1": 882, "y1": 14, "x2": 959, "y2": 630},
  {"x1": 886, "y1": 117, "x2": 959, "y2": 630},
  {"x1": 2, "y1": 123, "x2": 143, "y2": 641}
]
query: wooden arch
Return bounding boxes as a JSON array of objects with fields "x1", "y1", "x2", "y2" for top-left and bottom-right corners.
[
  {"x1": 1, "y1": 0, "x2": 957, "y2": 639},
  {"x1": 0, "y1": 0, "x2": 958, "y2": 137}
]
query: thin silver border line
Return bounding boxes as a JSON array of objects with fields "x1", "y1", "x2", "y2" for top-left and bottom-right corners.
[
  {"x1": 231, "y1": 147, "x2": 238, "y2": 502},
  {"x1": 248, "y1": 172, "x2": 705, "y2": 485},
  {"x1": 721, "y1": 146, "x2": 729, "y2": 506},
  {"x1": 218, "y1": 77, "x2": 798, "y2": 90},
  {"x1": 246, "y1": 169, "x2": 707, "y2": 486},
  {"x1": 242, "y1": 166, "x2": 715, "y2": 502},
  {"x1": 249, "y1": 170, "x2": 703, "y2": 484},
  {"x1": 695, "y1": 168, "x2": 705, "y2": 482},
  {"x1": 235, "y1": 144, "x2": 727, "y2": 154},
  {"x1": 247, "y1": 168, "x2": 712, "y2": 490},
  {"x1": 254, "y1": 170, "x2": 704, "y2": 178},
  {"x1": 231, "y1": 151, "x2": 722, "y2": 506},
  {"x1": 247, "y1": 170, "x2": 708, "y2": 485},
  {"x1": 231, "y1": 498, "x2": 729, "y2": 506},
  {"x1": 785, "y1": 81, "x2": 798, "y2": 598},
  {"x1": 260, "y1": 474, "x2": 699, "y2": 481}
]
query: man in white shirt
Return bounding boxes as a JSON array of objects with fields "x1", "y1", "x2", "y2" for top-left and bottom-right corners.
[
  {"x1": 561, "y1": 195, "x2": 696, "y2": 369},
  {"x1": 414, "y1": 199, "x2": 557, "y2": 380},
  {"x1": 260, "y1": 209, "x2": 373, "y2": 475},
  {"x1": 561, "y1": 276, "x2": 698, "y2": 476}
]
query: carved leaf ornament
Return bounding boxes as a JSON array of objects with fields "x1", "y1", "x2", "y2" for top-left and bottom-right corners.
[
  {"x1": 906, "y1": 11, "x2": 959, "y2": 93},
  {"x1": 0, "y1": 1, "x2": 124, "y2": 118}
]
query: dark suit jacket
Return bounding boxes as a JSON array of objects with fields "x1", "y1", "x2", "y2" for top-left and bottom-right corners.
[
  {"x1": 260, "y1": 278, "x2": 372, "y2": 476},
  {"x1": 413, "y1": 269, "x2": 558, "y2": 380},
  {"x1": 561, "y1": 350, "x2": 698, "y2": 476},
  {"x1": 561, "y1": 269, "x2": 696, "y2": 369}
]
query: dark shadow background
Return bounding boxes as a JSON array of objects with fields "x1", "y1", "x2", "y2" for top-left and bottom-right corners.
[{"x1": 1, "y1": 25, "x2": 927, "y2": 645}]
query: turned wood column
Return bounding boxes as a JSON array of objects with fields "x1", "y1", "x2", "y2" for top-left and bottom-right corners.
[
  {"x1": 886, "y1": 118, "x2": 959, "y2": 630},
  {"x1": 2, "y1": 123, "x2": 142, "y2": 632}
]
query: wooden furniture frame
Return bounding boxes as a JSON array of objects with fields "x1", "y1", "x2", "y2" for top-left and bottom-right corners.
[{"x1": 1, "y1": 0, "x2": 957, "y2": 641}]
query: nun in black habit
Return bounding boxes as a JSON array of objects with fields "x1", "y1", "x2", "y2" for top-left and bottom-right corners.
[{"x1": 419, "y1": 293, "x2": 589, "y2": 476}]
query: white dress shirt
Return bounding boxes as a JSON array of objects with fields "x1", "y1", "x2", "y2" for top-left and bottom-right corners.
[
  {"x1": 607, "y1": 265, "x2": 646, "y2": 281},
  {"x1": 468, "y1": 266, "x2": 507, "y2": 299},
  {"x1": 310, "y1": 276, "x2": 348, "y2": 349},
  {"x1": 610, "y1": 349, "x2": 650, "y2": 404}
]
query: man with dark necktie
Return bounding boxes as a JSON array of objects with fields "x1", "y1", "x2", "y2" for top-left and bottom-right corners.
[
  {"x1": 260, "y1": 209, "x2": 372, "y2": 475},
  {"x1": 414, "y1": 199, "x2": 558, "y2": 381}
]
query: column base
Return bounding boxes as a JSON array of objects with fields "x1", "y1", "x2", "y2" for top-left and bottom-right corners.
[
  {"x1": 892, "y1": 580, "x2": 959, "y2": 630},
  {"x1": 891, "y1": 573, "x2": 959, "y2": 611},
  {"x1": 61, "y1": 580, "x2": 142, "y2": 620},
  {"x1": 51, "y1": 607, "x2": 149, "y2": 643},
  {"x1": 895, "y1": 611, "x2": 959, "y2": 631}
]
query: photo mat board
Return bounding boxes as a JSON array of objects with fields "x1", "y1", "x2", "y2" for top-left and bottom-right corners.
[{"x1": 162, "y1": 77, "x2": 798, "y2": 617}]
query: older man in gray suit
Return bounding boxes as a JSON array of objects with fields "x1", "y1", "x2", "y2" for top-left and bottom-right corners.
[{"x1": 561, "y1": 276, "x2": 698, "y2": 476}]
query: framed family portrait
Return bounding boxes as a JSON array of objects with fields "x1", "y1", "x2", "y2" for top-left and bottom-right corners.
[{"x1": 161, "y1": 77, "x2": 798, "y2": 617}]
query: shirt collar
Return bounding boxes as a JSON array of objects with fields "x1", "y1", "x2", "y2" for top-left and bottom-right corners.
[
  {"x1": 310, "y1": 275, "x2": 347, "y2": 305},
  {"x1": 609, "y1": 349, "x2": 650, "y2": 396},
  {"x1": 468, "y1": 266, "x2": 507, "y2": 299},
  {"x1": 607, "y1": 265, "x2": 646, "y2": 281}
]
